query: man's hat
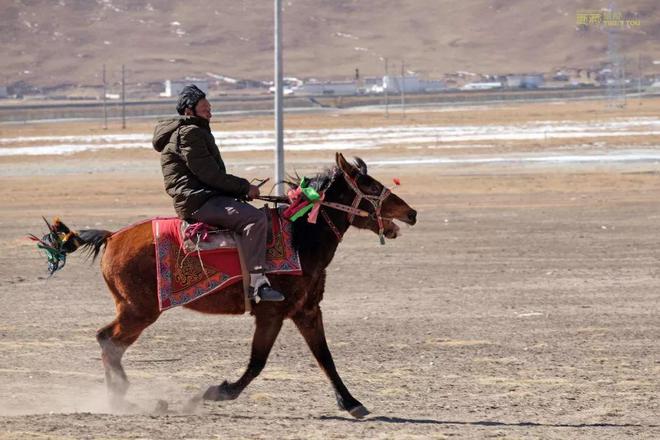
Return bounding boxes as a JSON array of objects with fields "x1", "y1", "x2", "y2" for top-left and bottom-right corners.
[{"x1": 176, "y1": 84, "x2": 206, "y2": 115}]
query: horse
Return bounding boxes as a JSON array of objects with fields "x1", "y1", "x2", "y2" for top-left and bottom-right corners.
[{"x1": 37, "y1": 152, "x2": 417, "y2": 419}]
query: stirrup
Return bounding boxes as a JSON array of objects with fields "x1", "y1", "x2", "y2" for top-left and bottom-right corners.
[{"x1": 249, "y1": 284, "x2": 285, "y2": 303}]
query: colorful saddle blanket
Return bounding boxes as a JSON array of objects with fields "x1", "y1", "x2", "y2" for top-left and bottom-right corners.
[{"x1": 153, "y1": 208, "x2": 302, "y2": 311}]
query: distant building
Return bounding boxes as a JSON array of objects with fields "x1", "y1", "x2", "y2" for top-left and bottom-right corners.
[
  {"x1": 363, "y1": 77, "x2": 382, "y2": 87},
  {"x1": 266, "y1": 77, "x2": 302, "y2": 95},
  {"x1": 383, "y1": 75, "x2": 445, "y2": 93},
  {"x1": 595, "y1": 68, "x2": 613, "y2": 83},
  {"x1": 384, "y1": 75, "x2": 419, "y2": 93},
  {"x1": 461, "y1": 82, "x2": 502, "y2": 91},
  {"x1": 505, "y1": 74, "x2": 544, "y2": 89},
  {"x1": 294, "y1": 81, "x2": 357, "y2": 96},
  {"x1": 420, "y1": 79, "x2": 446, "y2": 92},
  {"x1": 290, "y1": 76, "x2": 447, "y2": 96},
  {"x1": 361, "y1": 77, "x2": 384, "y2": 94},
  {"x1": 0, "y1": 86, "x2": 7, "y2": 98},
  {"x1": 161, "y1": 79, "x2": 209, "y2": 97}
]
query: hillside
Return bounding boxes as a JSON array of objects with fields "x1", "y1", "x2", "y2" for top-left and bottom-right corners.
[{"x1": 1, "y1": 0, "x2": 658, "y2": 92}]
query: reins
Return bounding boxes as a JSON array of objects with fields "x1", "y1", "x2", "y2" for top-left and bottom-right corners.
[
  {"x1": 256, "y1": 196, "x2": 366, "y2": 218},
  {"x1": 255, "y1": 167, "x2": 392, "y2": 244}
]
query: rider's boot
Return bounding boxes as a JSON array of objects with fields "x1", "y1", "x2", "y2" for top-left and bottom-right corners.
[{"x1": 248, "y1": 273, "x2": 285, "y2": 303}]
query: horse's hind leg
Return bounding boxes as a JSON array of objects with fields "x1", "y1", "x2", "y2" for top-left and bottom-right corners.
[{"x1": 96, "y1": 304, "x2": 157, "y2": 402}]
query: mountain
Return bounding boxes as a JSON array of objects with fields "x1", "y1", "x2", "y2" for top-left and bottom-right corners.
[{"x1": 1, "y1": 0, "x2": 658, "y2": 92}]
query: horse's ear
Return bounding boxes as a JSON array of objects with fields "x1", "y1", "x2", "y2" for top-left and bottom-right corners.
[
  {"x1": 353, "y1": 157, "x2": 367, "y2": 175},
  {"x1": 336, "y1": 152, "x2": 359, "y2": 177}
]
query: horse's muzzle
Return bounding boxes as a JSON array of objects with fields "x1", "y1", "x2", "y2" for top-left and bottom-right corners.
[{"x1": 406, "y1": 209, "x2": 417, "y2": 225}]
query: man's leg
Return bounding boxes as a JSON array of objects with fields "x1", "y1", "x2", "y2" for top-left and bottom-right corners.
[{"x1": 191, "y1": 196, "x2": 284, "y2": 302}]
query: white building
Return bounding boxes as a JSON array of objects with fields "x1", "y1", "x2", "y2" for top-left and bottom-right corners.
[
  {"x1": 384, "y1": 75, "x2": 420, "y2": 93},
  {"x1": 293, "y1": 81, "x2": 357, "y2": 96},
  {"x1": 461, "y1": 82, "x2": 502, "y2": 91},
  {"x1": 161, "y1": 79, "x2": 209, "y2": 97},
  {"x1": 382, "y1": 75, "x2": 446, "y2": 93}
]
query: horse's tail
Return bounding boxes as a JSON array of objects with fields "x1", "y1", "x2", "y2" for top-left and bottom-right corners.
[
  {"x1": 28, "y1": 217, "x2": 113, "y2": 275},
  {"x1": 76, "y1": 228, "x2": 113, "y2": 261}
]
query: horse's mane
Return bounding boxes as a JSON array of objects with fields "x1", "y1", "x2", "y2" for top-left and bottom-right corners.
[{"x1": 285, "y1": 168, "x2": 334, "y2": 193}]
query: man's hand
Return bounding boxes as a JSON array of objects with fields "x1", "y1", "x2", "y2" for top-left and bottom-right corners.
[{"x1": 247, "y1": 184, "x2": 260, "y2": 200}]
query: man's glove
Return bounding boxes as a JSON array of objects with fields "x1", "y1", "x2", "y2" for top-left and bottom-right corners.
[{"x1": 247, "y1": 184, "x2": 260, "y2": 201}]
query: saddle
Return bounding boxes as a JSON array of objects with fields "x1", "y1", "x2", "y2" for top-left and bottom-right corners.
[
  {"x1": 180, "y1": 209, "x2": 275, "y2": 253},
  {"x1": 153, "y1": 207, "x2": 301, "y2": 311}
]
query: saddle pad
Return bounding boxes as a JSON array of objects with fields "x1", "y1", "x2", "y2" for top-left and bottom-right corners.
[{"x1": 153, "y1": 208, "x2": 302, "y2": 311}]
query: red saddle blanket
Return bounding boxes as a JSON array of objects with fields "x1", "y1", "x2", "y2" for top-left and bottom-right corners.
[{"x1": 153, "y1": 208, "x2": 302, "y2": 311}]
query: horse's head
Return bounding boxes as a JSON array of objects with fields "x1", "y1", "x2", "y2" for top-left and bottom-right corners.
[{"x1": 334, "y1": 152, "x2": 417, "y2": 240}]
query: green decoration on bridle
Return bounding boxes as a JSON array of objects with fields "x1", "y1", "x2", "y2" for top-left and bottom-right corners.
[{"x1": 288, "y1": 177, "x2": 322, "y2": 222}]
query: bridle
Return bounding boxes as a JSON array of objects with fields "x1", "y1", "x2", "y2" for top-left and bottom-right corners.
[
  {"x1": 319, "y1": 168, "x2": 391, "y2": 244},
  {"x1": 342, "y1": 170, "x2": 391, "y2": 243}
]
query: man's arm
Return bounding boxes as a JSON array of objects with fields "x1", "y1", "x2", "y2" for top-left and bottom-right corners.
[{"x1": 178, "y1": 127, "x2": 250, "y2": 196}]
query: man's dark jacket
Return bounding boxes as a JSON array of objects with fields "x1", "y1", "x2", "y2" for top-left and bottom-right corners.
[{"x1": 152, "y1": 116, "x2": 250, "y2": 219}]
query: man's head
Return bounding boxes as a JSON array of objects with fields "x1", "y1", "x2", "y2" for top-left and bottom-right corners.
[{"x1": 176, "y1": 85, "x2": 212, "y2": 120}]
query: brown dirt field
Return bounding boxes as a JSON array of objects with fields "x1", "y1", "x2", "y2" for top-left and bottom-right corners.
[{"x1": 0, "y1": 102, "x2": 659, "y2": 439}]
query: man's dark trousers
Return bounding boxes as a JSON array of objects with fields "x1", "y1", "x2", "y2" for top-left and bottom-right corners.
[{"x1": 190, "y1": 195, "x2": 267, "y2": 273}]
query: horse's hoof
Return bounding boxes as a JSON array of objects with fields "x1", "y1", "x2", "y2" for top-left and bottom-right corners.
[
  {"x1": 202, "y1": 385, "x2": 221, "y2": 401},
  {"x1": 348, "y1": 405, "x2": 370, "y2": 419},
  {"x1": 202, "y1": 381, "x2": 235, "y2": 401}
]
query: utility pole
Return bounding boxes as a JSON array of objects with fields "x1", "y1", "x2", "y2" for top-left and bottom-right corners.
[
  {"x1": 121, "y1": 64, "x2": 126, "y2": 129},
  {"x1": 274, "y1": 0, "x2": 284, "y2": 196},
  {"x1": 102, "y1": 64, "x2": 107, "y2": 130},
  {"x1": 606, "y1": 1, "x2": 625, "y2": 109},
  {"x1": 638, "y1": 53, "x2": 642, "y2": 106},
  {"x1": 384, "y1": 57, "x2": 389, "y2": 117},
  {"x1": 400, "y1": 60, "x2": 406, "y2": 118},
  {"x1": 622, "y1": 56, "x2": 627, "y2": 107}
]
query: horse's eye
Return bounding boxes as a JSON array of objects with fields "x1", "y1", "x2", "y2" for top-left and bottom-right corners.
[{"x1": 370, "y1": 183, "x2": 380, "y2": 193}]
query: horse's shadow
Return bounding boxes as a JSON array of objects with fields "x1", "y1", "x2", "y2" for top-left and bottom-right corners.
[
  {"x1": 319, "y1": 415, "x2": 658, "y2": 429},
  {"x1": 195, "y1": 409, "x2": 657, "y2": 430}
]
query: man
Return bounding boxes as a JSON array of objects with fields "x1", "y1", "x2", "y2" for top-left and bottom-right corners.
[{"x1": 152, "y1": 84, "x2": 284, "y2": 302}]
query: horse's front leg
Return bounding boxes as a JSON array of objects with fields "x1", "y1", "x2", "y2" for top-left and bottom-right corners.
[
  {"x1": 203, "y1": 307, "x2": 284, "y2": 402},
  {"x1": 293, "y1": 307, "x2": 370, "y2": 419}
]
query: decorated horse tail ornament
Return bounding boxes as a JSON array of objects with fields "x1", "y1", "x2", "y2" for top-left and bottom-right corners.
[{"x1": 27, "y1": 217, "x2": 113, "y2": 275}]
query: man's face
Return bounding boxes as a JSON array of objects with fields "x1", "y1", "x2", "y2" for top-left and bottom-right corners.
[{"x1": 186, "y1": 98, "x2": 212, "y2": 120}]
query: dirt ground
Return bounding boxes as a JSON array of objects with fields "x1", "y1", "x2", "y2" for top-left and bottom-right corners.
[{"x1": 0, "y1": 101, "x2": 659, "y2": 439}]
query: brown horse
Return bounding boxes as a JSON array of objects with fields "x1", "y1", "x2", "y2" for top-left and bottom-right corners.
[{"x1": 44, "y1": 153, "x2": 417, "y2": 419}]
